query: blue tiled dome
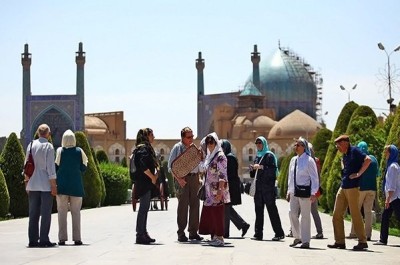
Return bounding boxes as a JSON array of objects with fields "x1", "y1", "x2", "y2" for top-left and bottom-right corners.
[{"x1": 247, "y1": 48, "x2": 317, "y2": 120}]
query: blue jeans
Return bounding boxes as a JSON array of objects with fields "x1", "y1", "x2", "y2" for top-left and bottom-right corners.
[
  {"x1": 28, "y1": 191, "x2": 54, "y2": 244},
  {"x1": 136, "y1": 190, "x2": 151, "y2": 236},
  {"x1": 380, "y1": 198, "x2": 400, "y2": 243}
]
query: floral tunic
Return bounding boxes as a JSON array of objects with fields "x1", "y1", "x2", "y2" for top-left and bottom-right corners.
[{"x1": 204, "y1": 151, "x2": 230, "y2": 206}]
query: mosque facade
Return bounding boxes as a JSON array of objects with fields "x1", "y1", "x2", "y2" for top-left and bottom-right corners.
[{"x1": 20, "y1": 43, "x2": 322, "y2": 178}]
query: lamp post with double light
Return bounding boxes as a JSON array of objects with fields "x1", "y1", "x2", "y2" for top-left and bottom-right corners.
[
  {"x1": 340, "y1": 84, "x2": 357, "y2": 102},
  {"x1": 377, "y1": 42, "x2": 400, "y2": 113}
]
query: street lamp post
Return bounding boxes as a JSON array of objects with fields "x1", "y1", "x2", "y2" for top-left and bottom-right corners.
[
  {"x1": 340, "y1": 84, "x2": 357, "y2": 102},
  {"x1": 377, "y1": 42, "x2": 400, "y2": 113}
]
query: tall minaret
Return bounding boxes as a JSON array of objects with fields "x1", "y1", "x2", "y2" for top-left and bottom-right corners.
[
  {"x1": 251, "y1": 44, "x2": 261, "y2": 90},
  {"x1": 196, "y1": 52, "x2": 205, "y2": 137},
  {"x1": 75, "y1": 42, "x2": 86, "y2": 131},
  {"x1": 21, "y1": 43, "x2": 32, "y2": 147}
]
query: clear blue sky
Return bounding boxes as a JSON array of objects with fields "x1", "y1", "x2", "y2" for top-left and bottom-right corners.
[{"x1": 1, "y1": 1, "x2": 400, "y2": 139}]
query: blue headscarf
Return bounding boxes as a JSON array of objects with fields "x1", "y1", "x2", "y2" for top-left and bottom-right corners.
[
  {"x1": 255, "y1": 136, "x2": 278, "y2": 175},
  {"x1": 357, "y1": 141, "x2": 369, "y2": 155},
  {"x1": 386, "y1": 144, "x2": 399, "y2": 170}
]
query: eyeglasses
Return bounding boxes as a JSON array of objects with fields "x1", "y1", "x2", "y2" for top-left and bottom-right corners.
[{"x1": 255, "y1": 141, "x2": 262, "y2": 144}]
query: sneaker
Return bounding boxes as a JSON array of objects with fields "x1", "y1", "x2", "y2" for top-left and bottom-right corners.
[
  {"x1": 209, "y1": 238, "x2": 224, "y2": 247},
  {"x1": 178, "y1": 234, "x2": 188, "y2": 242},
  {"x1": 289, "y1": 239, "x2": 302, "y2": 247},
  {"x1": 189, "y1": 234, "x2": 203, "y2": 241},
  {"x1": 353, "y1": 242, "x2": 368, "y2": 251},
  {"x1": 272, "y1": 235, "x2": 285, "y2": 241},
  {"x1": 314, "y1": 233, "x2": 324, "y2": 239},
  {"x1": 327, "y1": 242, "x2": 346, "y2": 249},
  {"x1": 373, "y1": 241, "x2": 387, "y2": 246},
  {"x1": 300, "y1": 242, "x2": 310, "y2": 249},
  {"x1": 241, "y1": 223, "x2": 250, "y2": 237}
]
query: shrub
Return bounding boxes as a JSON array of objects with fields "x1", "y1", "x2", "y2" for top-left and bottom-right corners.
[
  {"x1": 0, "y1": 168, "x2": 10, "y2": 217},
  {"x1": 92, "y1": 148, "x2": 106, "y2": 205},
  {"x1": 75, "y1": 132, "x2": 102, "y2": 208},
  {"x1": 96, "y1": 150, "x2": 109, "y2": 163},
  {"x1": 0, "y1": 133, "x2": 28, "y2": 217},
  {"x1": 99, "y1": 162, "x2": 130, "y2": 205},
  {"x1": 277, "y1": 153, "x2": 293, "y2": 199}
]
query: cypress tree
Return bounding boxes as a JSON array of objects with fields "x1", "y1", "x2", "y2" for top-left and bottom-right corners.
[
  {"x1": 75, "y1": 132, "x2": 102, "y2": 208},
  {"x1": 0, "y1": 168, "x2": 10, "y2": 217},
  {"x1": 0, "y1": 133, "x2": 28, "y2": 217}
]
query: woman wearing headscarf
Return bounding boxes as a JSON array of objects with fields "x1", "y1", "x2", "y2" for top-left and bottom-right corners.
[
  {"x1": 250, "y1": 136, "x2": 285, "y2": 241},
  {"x1": 198, "y1": 132, "x2": 230, "y2": 246},
  {"x1": 374, "y1": 145, "x2": 400, "y2": 245},
  {"x1": 55, "y1": 129, "x2": 88, "y2": 246},
  {"x1": 134, "y1": 128, "x2": 158, "y2": 244},
  {"x1": 286, "y1": 137, "x2": 319, "y2": 249},
  {"x1": 221, "y1": 139, "x2": 250, "y2": 238}
]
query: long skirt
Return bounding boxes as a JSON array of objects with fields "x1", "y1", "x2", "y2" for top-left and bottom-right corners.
[{"x1": 199, "y1": 204, "x2": 225, "y2": 236}]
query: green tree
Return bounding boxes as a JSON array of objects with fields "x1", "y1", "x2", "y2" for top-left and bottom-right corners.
[
  {"x1": 96, "y1": 150, "x2": 109, "y2": 163},
  {"x1": 0, "y1": 133, "x2": 28, "y2": 217},
  {"x1": 75, "y1": 132, "x2": 102, "y2": 208},
  {"x1": 120, "y1": 156, "x2": 127, "y2": 167},
  {"x1": 319, "y1": 101, "x2": 358, "y2": 211},
  {"x1": 277, "y1": 153, "x2": 294, "y2": 199},
  {"x1": 0, "y1": 168, "x2": 10, "y2": 217},
  {"x1": 311, "y1": 127, "x2": 332, "y2": 168},
  {"x1": 99, "y1": 162, "x2": 130, "y2": 205},
  {"x1": 91, "y1": 147, "x2": 106, "y2": 205}
]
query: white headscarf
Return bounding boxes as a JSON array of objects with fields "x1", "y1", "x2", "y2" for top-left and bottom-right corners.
[
  {"x1": 201, "y1": 132, "x2": 222, "y2": 169},
  {"x1": 62, "y1": 129, "x2": 76, "y2": 148}
]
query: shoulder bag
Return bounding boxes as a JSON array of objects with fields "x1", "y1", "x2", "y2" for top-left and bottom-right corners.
[
  {"x1": 249, "y1": 155, "x2": 265, "y2": 197},
  {"x1": 294, "y1": 159, "x2": 311, "y2": 198},
  {"x1": 23, "y1": 140, "x2": 35, "y2": 178}
]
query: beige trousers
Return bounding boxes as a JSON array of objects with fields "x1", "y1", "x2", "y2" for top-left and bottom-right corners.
[
  {"x1": 56, "y1": 195, "x2": 83, "y2": 242},
  {"x1": 350, "y1": 190, "x2": 376, "y2": 238},
  {"x1": 332, "y1": 187, "x2": 367, "y2": 244}
]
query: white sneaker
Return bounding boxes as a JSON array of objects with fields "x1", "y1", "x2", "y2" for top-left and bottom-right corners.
[{"x1": 209, "y1": 238, "x2": 224, "y2": 247}]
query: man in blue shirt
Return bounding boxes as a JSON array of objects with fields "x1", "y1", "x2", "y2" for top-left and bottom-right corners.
[
  {"x1": 327, "y1": 135, "x2": 371, "y2": 251},
  {"x1": 348, "y1": 141, "x2": 379, "y2": 241}
]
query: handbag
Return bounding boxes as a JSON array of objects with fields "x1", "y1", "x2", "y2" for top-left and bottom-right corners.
[
  {"x1": 249, "y1": 156, "x2": 265, "y2": 197},
  {"x1": 197, "y1": 184, "x2": 205, "y2": 201},
  {"x1": 23, "y1": 140, "x2": 35, "y2": 178},
  {"x1": 293, "y1": 159, "x2": 311, "y2": 198}
]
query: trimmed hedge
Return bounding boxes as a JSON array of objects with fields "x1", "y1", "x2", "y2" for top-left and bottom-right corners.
[
  {"x1": 0, "y1": 168, "x2": 10, "y2": 217},
  {"x1": 99, "y1": 162, "x2": 130, "y2": 205}
]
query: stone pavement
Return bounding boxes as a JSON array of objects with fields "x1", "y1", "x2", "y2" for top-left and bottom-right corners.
[{"x1": 1, "y1": 195, "x2": 399, "y2": 265}]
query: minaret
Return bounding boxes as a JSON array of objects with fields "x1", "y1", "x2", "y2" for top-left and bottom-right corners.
[
  {"x1": 21, "y1": 43, "x2": 32, "y2": 147},
  {"x1": 251, "y1": 44, "x2": 261, "y2": 90},
  {"x1": 75, "y1": 42, "x2": 86, "y2": 131},
  {"x1": 196, "y1": 52, "x2": 205, "y2": 137}
]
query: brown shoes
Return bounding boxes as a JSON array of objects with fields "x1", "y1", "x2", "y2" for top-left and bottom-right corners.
[{"x1": 352, "y1": 242, "x2": 368, "y2": 251}]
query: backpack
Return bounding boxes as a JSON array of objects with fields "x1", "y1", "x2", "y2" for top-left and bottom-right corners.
[{"x1": 129, "y1": 149, "x2": 138, "y2": 182}]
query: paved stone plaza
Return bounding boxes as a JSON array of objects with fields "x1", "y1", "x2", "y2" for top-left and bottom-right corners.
[{"x1": 1, "y1": 195, "x2": 399, "y2": 265}]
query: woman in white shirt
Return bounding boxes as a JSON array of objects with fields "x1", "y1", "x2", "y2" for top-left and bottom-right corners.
[
  {"x1": 286, "y1": 137, "x2": 319, "y2": 249},
  {"x1": 374, "y1": 144, "x2": 400, "y2": 245}
]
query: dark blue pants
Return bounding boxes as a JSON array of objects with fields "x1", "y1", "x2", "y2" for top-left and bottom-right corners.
[
  {"x1": 136, "y1": 190, "x2": 151, "y2": 236},
  {"x1": 224, "y1": 205, "x2": 247, "y2": 236},
  {"x1": 380, "y1": 198, "x2": 400, "y2": 243},
  {"x1": 28, "y1": 191, "x2": 54, "y2": 244}
]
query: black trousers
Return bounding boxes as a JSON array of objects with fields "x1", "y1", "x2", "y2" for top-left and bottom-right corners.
[
  {"x1": 254, "y1": 194, "x2": 284, "y2": 238},
  {"x1": 224, "y1": 204, "x2": 247, "y2": 237}
]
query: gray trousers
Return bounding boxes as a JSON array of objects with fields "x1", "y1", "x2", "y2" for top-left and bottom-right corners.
[
  {"x1": 176, "y1": 173, "x2": 200, "y2": 237},
  {"x1": 28, "y1": 191, "x2": 54, "y2": 244},
  {"x1": 56, "y1": 195, "x2": 83, "y2": 241},
  {"x1": 136, "y1": 190, "x2": 151, "y2": 236}
]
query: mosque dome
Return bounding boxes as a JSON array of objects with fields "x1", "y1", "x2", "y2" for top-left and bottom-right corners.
[
  {"x1": 253, "y1": 115, "x2": 277, "y2": 128},
  {"x1": 247, "y1": 47, "x2": 318, "y2": 120},
  {"x1": 268, "y1": 110, "x2": 321, "y2": 140},
  {"x1": 85, "y1": 116, "x2": 108, "y2": 134}
]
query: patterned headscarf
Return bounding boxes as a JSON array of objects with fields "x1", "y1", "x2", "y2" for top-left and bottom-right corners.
[
  {"x1": 202, "y1": 132, "x2": 223, "y2": 169},
  {"x1": 297, "y1": 137, "x2": 311, "y2": 156},
  {"x1": 136, "y1": 128, "x2": 159, "y2": 170}
]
